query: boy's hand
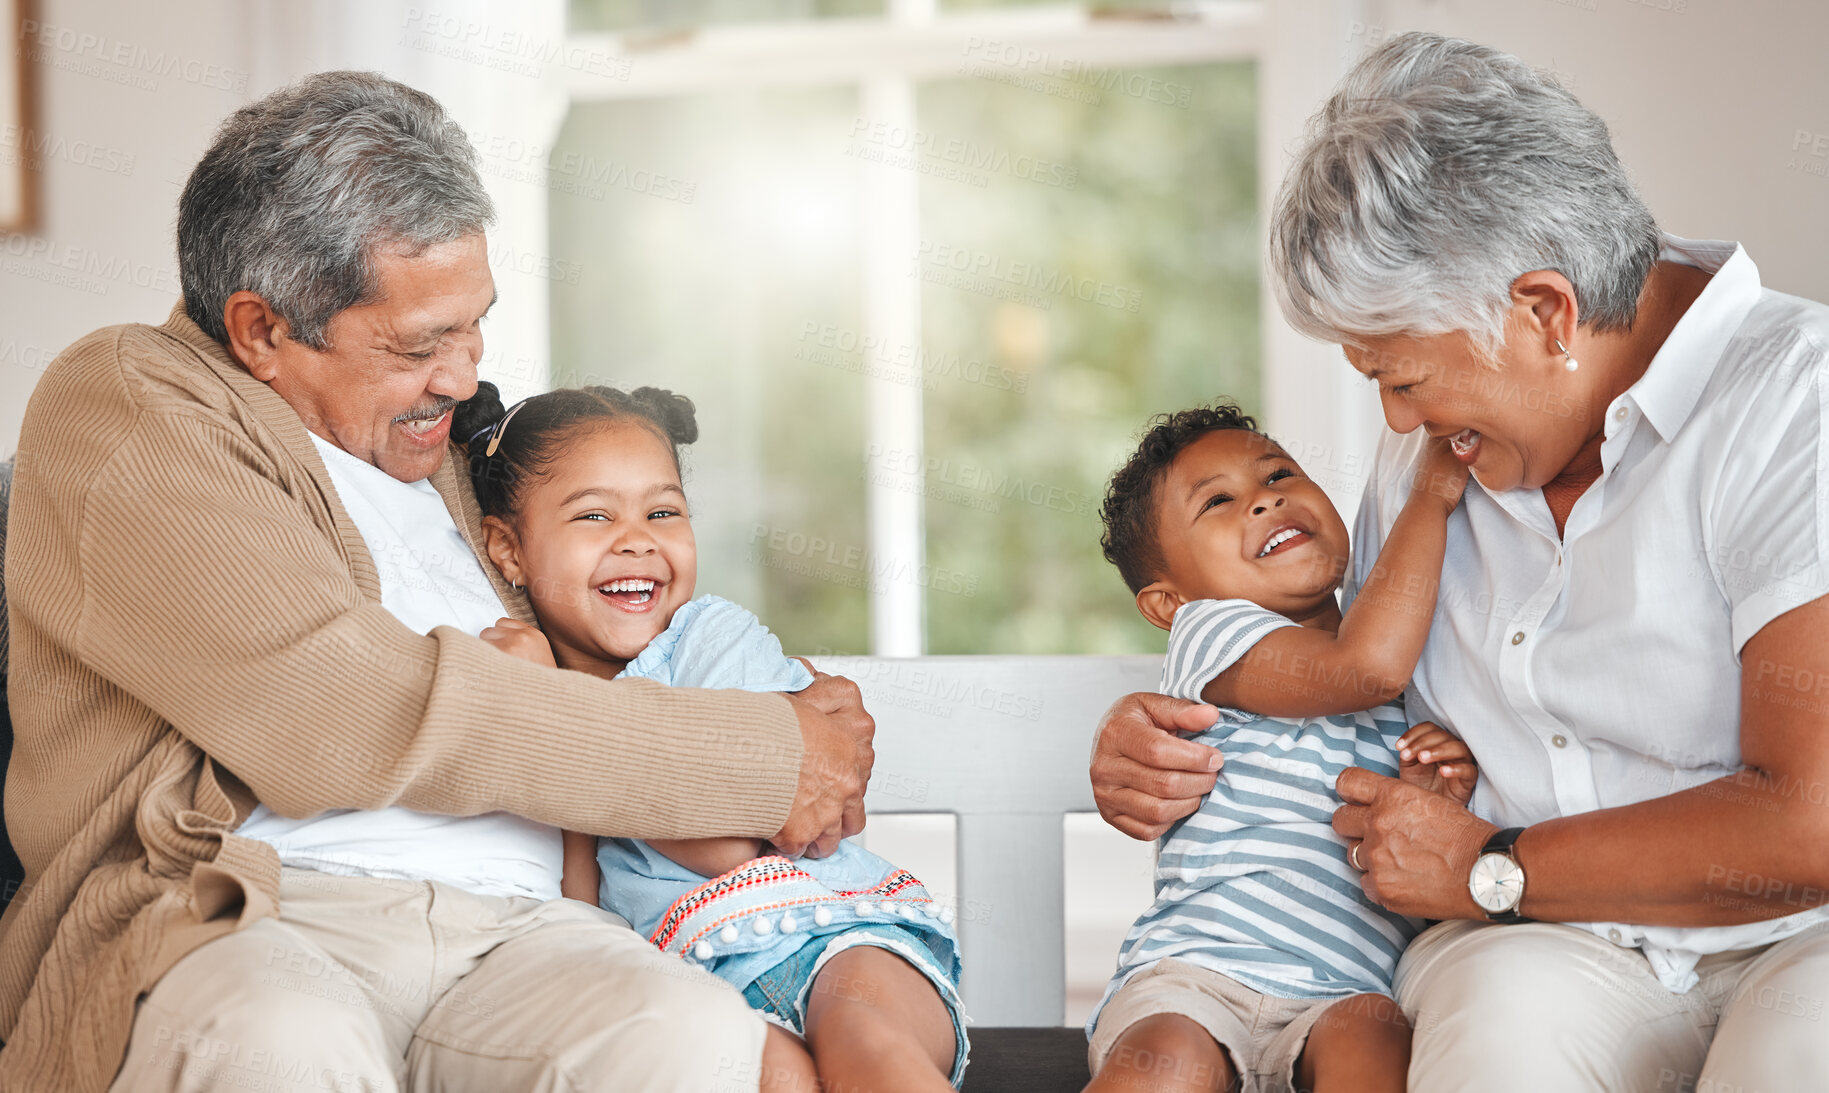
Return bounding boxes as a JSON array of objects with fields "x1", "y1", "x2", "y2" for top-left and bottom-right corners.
[
  {"x1": 1412, "y1": 437, "x2": 1471, "y2": 514},
  {"x1": 480, "y1": 617, "x2": 557, "y2": 668},
  {"x1": 1396, "y1": 721, "x2": 1479, "y2": 806}
]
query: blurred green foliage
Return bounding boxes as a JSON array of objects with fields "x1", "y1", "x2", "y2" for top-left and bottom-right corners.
[
  {"x1": 548, "y1": 57, "x2": 1257, "y2": 657},
  {"x1": 917, "y1": 62, "x2": 1258, "y2": 654}
]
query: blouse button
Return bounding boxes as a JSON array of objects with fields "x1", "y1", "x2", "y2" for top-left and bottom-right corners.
[
  {"x1": 1609, "y1": 928, "x2": 1624, "y2": 943},
  {"x1": 1614, "y1": 407, "x2": 1628, "y2": 422},
  {"x1": 1511, "y1": 631, "x2": 1525, "y2": 645},
  {"x1": 1552, "y1": 734, "x2": 1567, "y2": 748}
]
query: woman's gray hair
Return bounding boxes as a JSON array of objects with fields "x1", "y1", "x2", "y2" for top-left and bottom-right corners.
[
  {"x1": 178, "y1": 71, "x2": 495, "y2": 350},
  {"x1": 1269, "y1": 33, "x2": 1661, "y2": 360}
]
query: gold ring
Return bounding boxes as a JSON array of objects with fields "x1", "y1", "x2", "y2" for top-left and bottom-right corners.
[{"x1": 1350, "y1": 842, "x2": 1364, "y2": 871}]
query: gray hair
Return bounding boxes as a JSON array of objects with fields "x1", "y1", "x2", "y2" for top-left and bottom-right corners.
[
  {"x1": 178, "y1": 71, "x2": 495, "y2": 350},
  {"x1": 1268, "y1": 33, "x2": 1661, "y2": 360}
]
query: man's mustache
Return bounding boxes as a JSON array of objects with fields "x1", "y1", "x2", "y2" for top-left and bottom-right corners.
[{"x1": 393, "y1": 397, "x2": 458, "y2": 425}]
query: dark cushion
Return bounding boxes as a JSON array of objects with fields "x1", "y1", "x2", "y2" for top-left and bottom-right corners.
[
  {"x1": 1, "y1": 457, "x2": 10, "y2": 682},
  {"x1": 962, "y1": 1027, "x2": 1090, "y2": 1092},
  {"x1": 0, "y1": 457, "x2": 23, "y2": 903}
]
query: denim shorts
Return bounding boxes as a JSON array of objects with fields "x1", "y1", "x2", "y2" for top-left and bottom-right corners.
[{"x1": 742, "y1": 923, "x2": 970, "y2": 1086}]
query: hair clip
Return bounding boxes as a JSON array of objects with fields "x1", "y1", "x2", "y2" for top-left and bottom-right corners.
[{"x1": 483, "y1": 400, "x2": 528, "y2": 457}]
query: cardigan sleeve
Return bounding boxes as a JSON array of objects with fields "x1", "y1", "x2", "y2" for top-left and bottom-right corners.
[{"x1": 59, "y1": 388, "x2": 802, "y2": 840}]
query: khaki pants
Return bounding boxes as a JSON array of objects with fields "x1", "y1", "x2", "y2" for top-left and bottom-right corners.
[
  {"x1": 1396, "y1": 919, "x2": 1829, "y2": 1093},
  {"x1": 109, "y1": 867, "x2": 768, "y2": 1092}
]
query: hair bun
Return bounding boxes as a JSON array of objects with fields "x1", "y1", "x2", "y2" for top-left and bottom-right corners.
[
  {"x1": 453, "y1": 380, "x2": 508, "y2": 450},
  {"x1": 628, "y1": 386, "x2": 699, "y2": 446}
]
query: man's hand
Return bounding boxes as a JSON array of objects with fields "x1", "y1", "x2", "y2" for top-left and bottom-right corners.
[
  {"x1": 1395, "y1": 722, "x2": 1479, "y2": 806},
  {"x1": 1332, "y1": 767, "x2": 1496, "y2": 918},
  {"x1": 479, "y1": 617, "x2": 557, "y2": 668},
  {"x1": 773, "y1": 663, "x2": 875, "y2": 860},
  {"x1": 1090, "y1": 692, "x2": 1223, "y2": 840}
]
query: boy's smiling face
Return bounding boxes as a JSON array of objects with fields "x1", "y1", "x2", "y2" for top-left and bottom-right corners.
[{"x1": 1138, "y1": 429, "x2": 1351, "y2": 629}]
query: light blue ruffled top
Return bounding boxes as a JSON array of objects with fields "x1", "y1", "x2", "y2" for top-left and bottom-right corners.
[{"x1": 597, "y1": 595, "x2": 961, "y2": 993}]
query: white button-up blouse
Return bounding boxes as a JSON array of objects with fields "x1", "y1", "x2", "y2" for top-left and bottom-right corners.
[{"x1": 1347, "y1": 236, "x2": 1829, "y2": 992}]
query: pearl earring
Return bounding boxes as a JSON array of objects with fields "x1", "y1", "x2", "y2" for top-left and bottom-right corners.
[{"x1": 1556, "y1": 338, "x2": 1579, "y2": 373}]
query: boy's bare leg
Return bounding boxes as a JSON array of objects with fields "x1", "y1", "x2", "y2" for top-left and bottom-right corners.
[
  {"x1": 1083, "y1": 1013, "x2": 1237, "y2": 1093},
  {"x1": 1295, "y1": 992, "x2": 1409, "y2": 1093},
  {"x1": 803, "y1": 945, "x2": 957, "y2": 1092},
  {"x1": 760, "y1": 1025, "x2": 821, "y2": 1092}
]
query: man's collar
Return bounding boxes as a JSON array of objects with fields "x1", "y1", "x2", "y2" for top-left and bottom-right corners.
[{"x1": 1628, "y1": 235, "x2": 1762, "y2": 443}]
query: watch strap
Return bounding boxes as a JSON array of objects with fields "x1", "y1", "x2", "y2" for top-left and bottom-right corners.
[{"x1": 1479, "y1": 827, "x2": 1533, "y2": 924}]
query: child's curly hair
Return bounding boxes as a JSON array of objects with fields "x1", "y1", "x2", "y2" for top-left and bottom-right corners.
[
  {"x1": 453, "y1": 380, "x2": 699, "y2": 520},
  {"x1": 1100, "y1": 402, "x2": 1265, "y2": 594}
]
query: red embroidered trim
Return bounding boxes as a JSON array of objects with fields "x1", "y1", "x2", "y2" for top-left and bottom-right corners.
[{"x1": 648, "y1": 859, "x2": 929, "y2": 951}]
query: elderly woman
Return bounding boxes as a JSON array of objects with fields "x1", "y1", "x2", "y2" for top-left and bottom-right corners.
[{"x1": 1091, "y1": 32, "x2": 1829, "y2": 1092}]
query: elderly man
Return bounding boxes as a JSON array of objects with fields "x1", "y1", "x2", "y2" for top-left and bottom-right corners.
[{"x1": 0, "y1": 72, "x2": 873, "y2": 1092}]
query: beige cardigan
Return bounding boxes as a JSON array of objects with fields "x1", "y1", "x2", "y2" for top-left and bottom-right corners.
[{"x1": 0, "y1": 305, "x2": 804, "y2": 1091}]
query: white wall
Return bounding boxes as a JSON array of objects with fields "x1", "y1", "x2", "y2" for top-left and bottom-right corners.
[
  {"x1": 0, "y1": 0, "x2": 567, "y2": 458},
  {"x1": 1371, "y1": 0, "x2": 1829, "y2": 302},
  {"x1": 0, "y1": 0, "x2": 248, "y2": 456},
  {"x1": 1257, "y1": 0, "x2": 1829, "y2": 524}
]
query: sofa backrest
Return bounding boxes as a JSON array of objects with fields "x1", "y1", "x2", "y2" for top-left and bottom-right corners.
[{"x1": 808, "y1": 653, "x2": 1161, "y2": 1027}]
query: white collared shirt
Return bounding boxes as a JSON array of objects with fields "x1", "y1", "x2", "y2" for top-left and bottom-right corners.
[
  {"x1": 1348, "y1": 236, "x2": 1829, "y2": 992},
  {"x1": 236, "y1": 434, "x2": 564, "y2": 901}
]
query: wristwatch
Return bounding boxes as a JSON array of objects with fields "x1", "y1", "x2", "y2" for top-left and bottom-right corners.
[{"x1": 1468, "y1": 827, "x2": 1532, "y2": 923}]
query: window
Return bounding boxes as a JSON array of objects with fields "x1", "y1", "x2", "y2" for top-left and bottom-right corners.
[
  {"x1": 549, "y1": 5, "x2": 1261, "y2": 657},
  {"x1": 548, "y1": 2, "x2": 1263, "y2": 1025}
]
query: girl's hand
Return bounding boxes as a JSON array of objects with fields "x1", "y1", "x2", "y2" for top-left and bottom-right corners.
[
  {"x1": 1396, "y1": 721, "x2": 1479, "y2": 806},
  {"x1": 480, "y1": 617, "x2": 556, "y2": 668},
  {"x1": 1413, "y1": 437, "x2": 1471, "y2": 513}
]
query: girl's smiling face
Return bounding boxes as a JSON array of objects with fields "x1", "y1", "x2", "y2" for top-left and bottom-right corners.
[{"x1": 483, "y1": 419, "x2": 697, "y2": 678}]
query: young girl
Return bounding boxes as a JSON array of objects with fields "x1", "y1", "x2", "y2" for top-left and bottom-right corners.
[{"x1": 454, "y1": 381, "x2": 968, "y2": 1092}]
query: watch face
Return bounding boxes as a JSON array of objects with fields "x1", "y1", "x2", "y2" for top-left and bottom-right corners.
[{"x1": 1469, "y1": 852, "x2": 1525, "y2": 913}]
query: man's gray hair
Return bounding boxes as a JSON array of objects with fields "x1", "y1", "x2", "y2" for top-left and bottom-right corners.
[
  {"x1": 1269, "y1": 33, "x2": 1661, "y2": 360},
  {"x1": 178, "y1": 71, "x2": 496, "y2": 350}
]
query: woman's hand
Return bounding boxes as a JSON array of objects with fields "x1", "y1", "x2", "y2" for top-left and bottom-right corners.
[
  {"x1": 1396, "y1": 721, "x2": 1479, "y2": 805},
  {"x1": 1333, "y1": 766, "x2": 1497, "y2": 919},
  {"x1": 480, "y1": 617, "x2": 557, "y2": 668},
  {"x1": 1090, "y1": 693, "x2": 1223, "y2": 840}
]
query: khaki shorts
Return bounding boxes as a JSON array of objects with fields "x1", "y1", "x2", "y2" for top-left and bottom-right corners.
[{"x1": 1089, "y1": 959, "x2": 1379, "y2": 1093}]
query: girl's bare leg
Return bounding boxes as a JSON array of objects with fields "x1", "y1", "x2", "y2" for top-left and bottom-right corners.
[
  {"x1": 802, "y1": 945, "x2": 956, "y2": 1092},
  {"x1": 760, "y1": 1024, "x2": 821, "y2": 1093},
  {"x1": 1081, "y1": 1013, "x2": 1237, "y2": 1093},
  {"x1": 1295, "y1": 992, "x2": 1409, "y2": 1093}
]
